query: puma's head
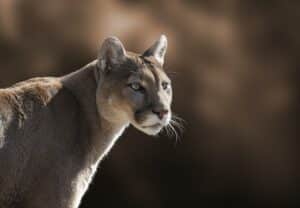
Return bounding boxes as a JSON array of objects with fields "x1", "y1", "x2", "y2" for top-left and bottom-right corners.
[{"x1": 95, "y1": 35, "x2": 172, "y2": 135}]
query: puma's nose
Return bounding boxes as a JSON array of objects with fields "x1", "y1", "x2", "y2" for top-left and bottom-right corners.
[{"x1": 152, "y1": 109, "x2": 169, "y2": 120}]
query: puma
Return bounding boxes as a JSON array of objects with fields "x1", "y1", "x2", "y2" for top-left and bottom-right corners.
[{"x1": 0, "y1": 35, "x2": 175, "y2": 207}]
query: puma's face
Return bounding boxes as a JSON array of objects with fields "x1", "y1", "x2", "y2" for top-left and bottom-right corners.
[{"x1": 96, "y1": 35, "x2": 172, "y2": 135}]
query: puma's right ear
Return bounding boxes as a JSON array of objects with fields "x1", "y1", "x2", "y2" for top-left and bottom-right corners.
[
  {"x1": 97, "y1": 37, "x2": 127, "y2": 73},
  {"x1": 143, "y1": 35, "x2": 168, "y2": 66}
]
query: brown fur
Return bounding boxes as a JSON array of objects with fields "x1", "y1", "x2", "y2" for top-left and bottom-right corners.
[
  {"x1": 0, "y1": 78, "x2": 62, "y2": 129},
  {"x1": 0, "y1": 35, "x2": 171, "y2": 208}
]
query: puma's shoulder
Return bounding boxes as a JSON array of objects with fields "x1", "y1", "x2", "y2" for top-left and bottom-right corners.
[
  {"x1": 1, "y1": 77, "x2": 63, "y2": 105},
  {"x1": 0, "y1": 77, "x2": 63, "y2": 133}
]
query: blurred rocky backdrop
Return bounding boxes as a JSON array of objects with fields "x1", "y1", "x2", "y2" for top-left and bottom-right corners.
[{"x1": 0, "y1": 0, "x2": 299, "y2": 207}]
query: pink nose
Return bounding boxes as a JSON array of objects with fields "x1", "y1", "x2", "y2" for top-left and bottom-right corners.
[{"x1": 152, "y1": 109, "x2": 169, "y2": 120}]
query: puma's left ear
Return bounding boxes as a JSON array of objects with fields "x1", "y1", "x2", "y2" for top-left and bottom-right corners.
[
  {"x1": 97, "y1": 36, "x2": 127, "y2": 73},
  {"x1": 143, "y1": 35, "x2": 168, "y2": 66}
]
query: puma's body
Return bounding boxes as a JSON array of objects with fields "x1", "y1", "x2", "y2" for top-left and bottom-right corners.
[
  {"x1": 0, "y1": 35, "x2": 173, "y2": 207},
  {"x1": 0, "y1": 64, "x2": 124, "y2": 207}
]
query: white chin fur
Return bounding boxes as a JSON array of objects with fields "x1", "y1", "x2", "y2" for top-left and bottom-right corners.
[
  {"x1": 131, "y1": 122, "x2": 162, "y2": 136},
  {"x1": 141, "y1": 126, "x2": 162, "y2": 136},
  {"x1": 134, "y1": 125, "x2": 162, "y2": 136},
  {"x1": 132, "y1": 113, "x2": 171, "y2": 136}
]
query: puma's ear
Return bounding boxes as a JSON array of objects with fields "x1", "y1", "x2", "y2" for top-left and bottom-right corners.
[
  {"x1": 97, "y1": 36, "x2": 127, "y2": 72},
  {"x1": 143, "y1": 35, "x2": 168, "y2": 66}
]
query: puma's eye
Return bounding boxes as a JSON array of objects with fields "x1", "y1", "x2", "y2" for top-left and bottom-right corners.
[
  {"x1": 129, "y1": 83, "x2": 144, "y2": 91},
  {"x1": 162, "y1": 82, "x2": 170, "y2": 90}
]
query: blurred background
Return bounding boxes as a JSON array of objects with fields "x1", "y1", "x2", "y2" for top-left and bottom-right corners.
[{"x1": 0, "y1": 0, "x2": 300, "y2": 207}]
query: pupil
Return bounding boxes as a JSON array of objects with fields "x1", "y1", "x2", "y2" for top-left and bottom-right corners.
[{"x1": 163, "y1": 82, "x2": 168, "y2": 89}]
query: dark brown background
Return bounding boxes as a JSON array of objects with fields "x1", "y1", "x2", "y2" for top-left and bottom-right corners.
[{"x1": 0, "y1": 0, "x2": 299, "y2": 207}]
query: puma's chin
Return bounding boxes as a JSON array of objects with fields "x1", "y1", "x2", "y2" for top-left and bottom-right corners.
[
  {"x1": 142, "y1": 125, "x2": 163, "y2": 136},
  {"x1": 132, "y1": 114, "x2": 172, "y2": 136},
  {"x1": 132, "y1": 122, "x2": 164, "y2": 136}
]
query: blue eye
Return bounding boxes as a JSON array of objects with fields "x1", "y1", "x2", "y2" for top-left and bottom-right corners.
[{"x1": 129, "y1": 83, "x2": 144, "y2": 92}]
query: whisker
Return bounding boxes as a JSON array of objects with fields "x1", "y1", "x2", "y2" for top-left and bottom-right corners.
[
  {"x1": 171, "y1": 115, "x2": 185, "y2": 132},
  {"x1": 159, "y1": 113, "x2": 185, "y2": 146},
  {"x1": 162, "y1": 125, "x2": 171, "y2": 137},
  {"x1": 165, "y1": 115, "x2": 184, "y2": 142},
  {"x1": 172, "y1": 114, "x2": 186, "y2": 124},
  {"x1": 162, "y1": 124, "x2": 172, "y2": 138},
  {"x1": 170, "y1": 119, "x2": 184, "y2": 130},
  {"x1": 169, "y1": 123, "x2": 179, "y2": 143}
]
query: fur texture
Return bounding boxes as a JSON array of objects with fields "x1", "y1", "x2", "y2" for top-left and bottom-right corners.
[{"x1": 0, "y1": 35, "x2": 172, "y2": 208}]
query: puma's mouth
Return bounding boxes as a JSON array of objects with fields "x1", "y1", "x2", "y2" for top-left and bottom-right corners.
[
  {"x1": 132, "y1": 113, "x2": 171, "y2": 136},
  {"x1": 139, "y1": 123, "x2": 165, "y2": 135},
  {"x1": 142, "y1": 123, "x2": 162, "y2": 129},
  {"x1": 131, "y1": 122, "x2": 163, "y2": 136}
]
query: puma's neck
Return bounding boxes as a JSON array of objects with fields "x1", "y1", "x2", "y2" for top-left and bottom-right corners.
[{"x1": 61, "y1": 61, "x2": 128, "y2": 164}]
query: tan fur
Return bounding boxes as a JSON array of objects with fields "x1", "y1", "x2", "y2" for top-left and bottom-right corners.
[
  {"x1": 0, "y1": 78, "x2": 62, "y2": 127},
  {"x1": 0, "y1": 36, "x2": 171, "y2": 208}
]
